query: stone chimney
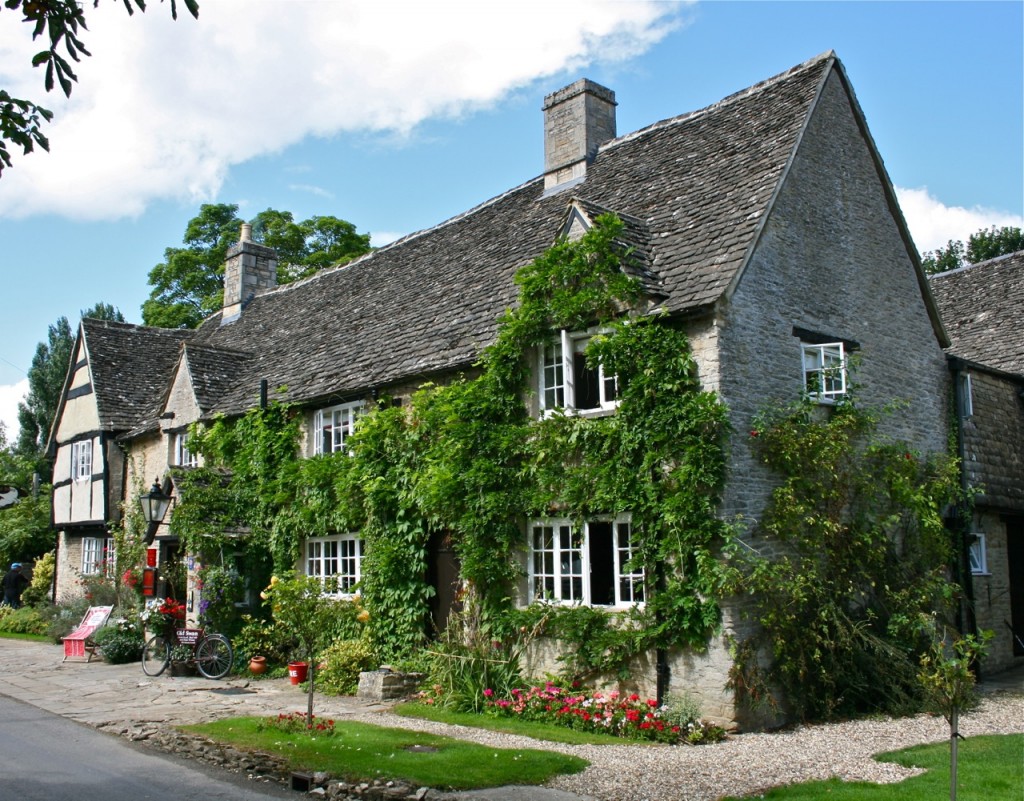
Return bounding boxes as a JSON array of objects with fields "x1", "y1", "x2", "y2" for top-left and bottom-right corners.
[
  {"x1": 221, "y1": 223, "x2": 278, "y2": 323},
  {"x1": 543, "y1": 79, "x2": 616, "y2": 194}
]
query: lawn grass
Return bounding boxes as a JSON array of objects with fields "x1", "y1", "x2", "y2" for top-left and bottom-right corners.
[
  {"x1": 721, "y1": 734, "x2": 1023, "y2": 800},
  {"x1": 183, "y1": 716, "x2": 589, "y2": 790},
  {"x1": 394, "y1": 701, "x2": 634, "y2": 745}
]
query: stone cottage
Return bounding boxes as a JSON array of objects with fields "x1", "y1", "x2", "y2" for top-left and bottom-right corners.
[
  {"x1": 930, "y1": 250, "x2": 1024, "y2": 673},
  {"x1": 50, "y1": 51, "x2": 955, "y2": 723}
]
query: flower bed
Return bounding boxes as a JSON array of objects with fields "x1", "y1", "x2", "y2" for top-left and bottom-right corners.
[{"x1": 480, "y1": 683, "x2": 726, "y2": 745}]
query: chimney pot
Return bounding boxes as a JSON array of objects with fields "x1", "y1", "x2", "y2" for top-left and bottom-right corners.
[{"x1": 240, "y1": 223, "x2": 252, "y2": 242}]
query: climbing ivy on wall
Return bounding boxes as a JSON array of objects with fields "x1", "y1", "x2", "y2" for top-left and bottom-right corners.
[
  {"x1": 727, "y1": 397, "x2": 962, "y2": 721},
  {"x1": 172, "y1": 215, "x2": 734, "y2": 669}
]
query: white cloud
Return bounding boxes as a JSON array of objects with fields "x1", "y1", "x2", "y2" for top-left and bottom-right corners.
[
  {"x1": 0, "y1": 0, "x2": 686, "y2": 220},
  {"x1": 896, "y1": 186, "x2": 1024, "y2": 256},
  {"x1": 0, "y1": 380, "x2": 27, "y2": 446}
]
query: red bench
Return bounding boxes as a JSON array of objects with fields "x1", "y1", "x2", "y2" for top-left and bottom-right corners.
[{"x1": 62, "y1": 605, "x2": 113, "y2": 662}]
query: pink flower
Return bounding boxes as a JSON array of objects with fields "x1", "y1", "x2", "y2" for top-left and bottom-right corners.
[{"x1": 483, "y1": 688, "x2": 494, "y2": 697}]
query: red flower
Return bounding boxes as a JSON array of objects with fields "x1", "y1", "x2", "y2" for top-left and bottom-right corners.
[{"x1": 750, "y1": 430, "x2": 759, "y2": 438}]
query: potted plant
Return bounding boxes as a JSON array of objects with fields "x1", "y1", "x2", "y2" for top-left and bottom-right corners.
[{"x1": 169, "y1": 643, "x2": 195, "y2": 676}]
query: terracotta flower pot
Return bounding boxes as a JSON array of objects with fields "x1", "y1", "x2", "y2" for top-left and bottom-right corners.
[{"x1": 249, "y1": 656, "x2": 267, "y2": 675}]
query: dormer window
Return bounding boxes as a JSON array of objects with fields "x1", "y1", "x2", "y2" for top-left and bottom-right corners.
[
  {"x1": 173, "y1": 432, "x2": 198, "y2": 468},
  {"x1": 802, "y1": 341, "x2": 847, "y2": 402},
  {"x1": 71, "y1": 440, "x2": 92, "y2": 482},
  {"x1": 540, "y1": 330, "x2": 618, "y2": 415},
  {"x1": 314, "y1": 401, "x2": 364, "y2": 455}
]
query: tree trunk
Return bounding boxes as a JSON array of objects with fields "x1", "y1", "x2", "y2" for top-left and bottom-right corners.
[{"x1": 950, "y1": 706, "x2": 959, "y2": 801}]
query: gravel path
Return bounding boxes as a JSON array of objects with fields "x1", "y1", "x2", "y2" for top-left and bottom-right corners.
[{"x1": 351, "y1": 692, "x2": 1024, "y2": 801}]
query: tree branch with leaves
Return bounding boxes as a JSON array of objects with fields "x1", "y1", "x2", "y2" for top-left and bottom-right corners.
[{"x1": 0, "y1": 0, "x2": 199, "y2": 176}]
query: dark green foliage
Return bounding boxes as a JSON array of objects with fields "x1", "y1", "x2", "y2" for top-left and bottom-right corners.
[
  {"x1": 728, "y1": 397, "x2": 960, "y2": 720},
  {"x1": 922, "y1": 225, "x2": 1024, "y2": 275},
  {"x1": 142, "y1": 203, "x2": 372, "y2": 328},
  {"x1": 966, "y1": 225, "x2": 1024, "y2": 263},
  {"x1": 94, "y1": 619, "x2": 144, "y2": 664},
  {"x1": 16, "y1": 303, "x2": 123, "y2": 459}
]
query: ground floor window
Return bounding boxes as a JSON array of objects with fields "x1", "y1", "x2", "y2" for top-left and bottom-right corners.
[
  {"x1": 81, "y1": 536, "x2": 115, "y2": 576},
  {"x1": 528, "y1": 516, "x2": 643, "y2": 606},
  {"x1": 306, "y1": 534, "x2": 363, "y2": 595}
]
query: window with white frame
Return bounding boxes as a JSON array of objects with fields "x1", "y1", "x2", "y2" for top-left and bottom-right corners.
[
  {"x1": 968, "y1": 533, "x2": 988, "y2": 575},
  {"x1": 802, "y1": 342, "x2": 847, "y2": 401},
  {"x1": 306, "y1": 534, "x2": 363, "y2": 595},
  {"x1": 528, "y1": 516, "x2": 643, "y2": 606},
  {"x1": 173, "y1": 432, "x2": 199, "y2": 468},
  {"x1": 81, "y1": 536, "x2": 114, "y2": 576},
  {"x1": 71, "y1": 440, "x2": 92, "y2": 482},
  {"x1": 314, "y1": 401, "x2": 364, "y2": 455},
  {"x1": 539, "y1": 331, "x2": 618, "y2": 415}
]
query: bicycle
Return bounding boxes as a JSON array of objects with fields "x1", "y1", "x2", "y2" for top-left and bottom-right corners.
[{"x1": 141, "y1": 626, "x2": 234, "y2": 679}]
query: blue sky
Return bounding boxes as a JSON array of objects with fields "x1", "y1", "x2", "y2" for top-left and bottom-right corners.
[{"x1": 1, "y1": 1, "x2": 1021, "y2": 439}]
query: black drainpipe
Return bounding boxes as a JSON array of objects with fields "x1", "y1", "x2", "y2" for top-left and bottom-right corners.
[
  {"x1": 654, "y1": 558, "x2": 670, "y2": 704},
  {"x1": 950, "y1": 359, "x2": 978, "y2": 641}
]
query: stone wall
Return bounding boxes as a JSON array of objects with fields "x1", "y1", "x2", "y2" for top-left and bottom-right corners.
[
  {"x1": 970, "y1": 510, "x2": 1021, "y2": 674},
  {"x1": 961, "y1": 369, "x2": 1024, "y2": 512}
]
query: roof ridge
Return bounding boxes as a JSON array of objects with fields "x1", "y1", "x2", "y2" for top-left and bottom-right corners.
[
  {"x1": 603, "y1": 50, "x2": 835, "y2": 154},
  {"x1": 930, "y1": 249, "x2": 1024, "y2": 279}
]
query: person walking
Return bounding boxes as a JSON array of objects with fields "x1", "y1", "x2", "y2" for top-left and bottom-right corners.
[{"x1": 2, "y1": 563, "x2": 29, "y2": 608}]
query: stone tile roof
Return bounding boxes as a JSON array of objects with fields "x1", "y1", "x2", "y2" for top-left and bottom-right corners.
[
  {"x1": 80, "y1": 319, "x2": 193, "y2": 431},
  {"x1": 182, "y1": 53, "x2": 835, "y2": 418},
  {"x1": 181, "y1": 343, "x2": 254, "y2": 415},
  {"x1": 929, "y1": 250, "x2": 1024, "y2": 376}
]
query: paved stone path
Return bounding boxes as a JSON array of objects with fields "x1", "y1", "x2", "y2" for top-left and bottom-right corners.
[{"x1": 0, "y1": 638, "x2": 387, "y2": 728}]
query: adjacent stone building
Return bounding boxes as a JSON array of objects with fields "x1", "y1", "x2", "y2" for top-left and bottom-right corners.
[
  {"x1": 930, "y1": 251, "x2": 1024, "y2": 673},
  {"x1": 50, "y1": 52, "x2": 966, "y2": 723}
]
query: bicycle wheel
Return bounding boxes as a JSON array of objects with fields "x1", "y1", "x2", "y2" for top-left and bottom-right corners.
[
  {"x1": 195, "y1": 633, "x2": 233, "y2": 679},
  {"x1": 141, "y1": 634, "x2": 170, "y2": 676}
]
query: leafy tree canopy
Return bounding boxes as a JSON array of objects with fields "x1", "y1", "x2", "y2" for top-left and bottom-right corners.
[
  {"x1": 922, "y1": 226, "x2": 1024, "y2": 275},
  {"x1": 16, "y1": 303, "x2": 124, "y2": 461},
  {"x1": 142, "y1": 203, "x2": 372, "y2": 329},
  {"x1": 0, "y1": 0, "x2": 199, "y2": 177}
]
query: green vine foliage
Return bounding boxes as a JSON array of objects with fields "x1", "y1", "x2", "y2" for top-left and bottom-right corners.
[
  {"x1": 170, "y1": 215, "x2": 732, "y2": 673},
  {"x1": 728, "y1": 396, "x2": 961, "y2": 721}
]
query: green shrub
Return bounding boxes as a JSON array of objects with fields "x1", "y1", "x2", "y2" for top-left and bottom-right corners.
[
  {"x1": 93, "y1": 618, "x2": 144, "y2": 664},
  {"x1": 231, "y1": 614, "x2": 292, "y2": 667},
  {"x1": 22, "y1": 551, "x2": 54, "y2": 607},
  {"x1": 0, "y1": 605, "x2": 48, "y2": 635},
  {"x1": 45, "y1": 599, "x2": 91, "y2": 642},
  {"x1": 318, "y1": 638, "x2": 378, "y2": 695}
]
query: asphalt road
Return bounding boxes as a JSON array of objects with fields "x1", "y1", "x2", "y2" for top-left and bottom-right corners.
[{"x1": 0, "y1": 694, "x2": 294, "y2": 801}]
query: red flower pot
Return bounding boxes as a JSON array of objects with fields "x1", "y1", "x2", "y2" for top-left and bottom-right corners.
[{"x1": 288, "y1": 661, "x2": 308, "y2": 685}]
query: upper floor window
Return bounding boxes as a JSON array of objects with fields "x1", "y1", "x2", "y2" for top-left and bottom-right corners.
[
  {"x1": 71, "y1": 440, "x2": 92, "y2": 482},
  {"x1": 306, "y1": 534, "x2": 363, "y2": 595},
  {"x1": 173, "y1": 432, "x2": 198, "y2": 468},
  {"x1": 528, "y1": 516, "x2": 642, "y2": 607},
  {"x1": 314, "y1": 401, "x2": 364, "y2": 455},
  {"x1": 539, "y1": 331, "x2": 618, "y2": 415},
  {"x1": 802, "y1": 342, "x2": 847, "y2": 402}
]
